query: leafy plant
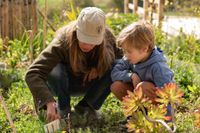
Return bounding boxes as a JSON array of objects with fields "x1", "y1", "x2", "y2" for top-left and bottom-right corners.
[
  {"x1": 157, "y1": 30, "x2": 200, "y2": 64},
  {"x1": 187, "y1": 85, "x2": 200, "y2": 98},
  {"x1": 122, "y1": 83, "x2": 184, "y2": 133},
  {"x1": 64, "y1": 0, "x2": 80, "y2": 21},
  {"x1": 106, "y1": 13, "x2": 138, "y2": 35}
]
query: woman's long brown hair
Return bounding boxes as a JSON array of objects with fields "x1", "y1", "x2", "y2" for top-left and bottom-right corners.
[{"x1": 61, "y1": 21, "x2": 115, "y2": 79}]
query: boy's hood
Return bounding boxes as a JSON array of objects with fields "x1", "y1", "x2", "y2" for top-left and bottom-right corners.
[{"x1": 135, "y1": 48, "x2": 166, "y2": 69}]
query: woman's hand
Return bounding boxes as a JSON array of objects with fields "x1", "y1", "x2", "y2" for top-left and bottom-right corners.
[
  {"x1": 84, "y1": 68, "x2": 98, "y2": 82},
  {"x1": 131, "y1": 73, "x2": 141, "y2": 89},
  {"x1": 46, "y1": 102, "x2": 60, "y2": 122}
]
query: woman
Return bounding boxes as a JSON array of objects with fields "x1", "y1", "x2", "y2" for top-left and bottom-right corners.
[{"x1": 25, "y1": 7, "x2": 120, "y2": 123}]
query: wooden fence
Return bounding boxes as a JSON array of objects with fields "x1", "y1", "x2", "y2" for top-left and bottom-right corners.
[
  {"x1": 0, "y1": 0, "x2": 37, "y2": 39},
  {"x1": 124, "y1": 0, "x2": 165, "y2": 26}
]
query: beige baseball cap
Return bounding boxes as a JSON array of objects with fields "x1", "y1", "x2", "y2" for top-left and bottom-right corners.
[{"x1": 76, "y1": 7, "x2": 106, "y2": 45}]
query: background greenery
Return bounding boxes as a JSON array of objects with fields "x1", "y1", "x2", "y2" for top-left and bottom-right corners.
[{"x1": 0, "y1": 0, "x2": 200, "y2": 132}]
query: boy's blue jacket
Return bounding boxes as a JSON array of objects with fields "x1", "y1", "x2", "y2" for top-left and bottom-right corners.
[{"x1": 111, "y1": 48, "x2": 174, "y2": 87}]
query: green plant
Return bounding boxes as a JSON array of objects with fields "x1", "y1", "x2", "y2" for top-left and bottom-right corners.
[
  {"x1": 64, "y1": 0, "x2": 80, "y2": 21},
  {"x1": 106, "y1": 13, "x2": 138, "y2": 35},
  {"x1": 157, "y1": 30, "x2": 200, "y2": 64},
  {"x1": 0, "y1": 69, "x2": 19, "y2": 91},
  {"x1": 1, "y1": 30, "x2": 52, "y2": 68},
  {"x1": 0, "y1": 79, "x2": 44, "y2": 132},
  {"x1": 187, "y1": 85, "x2": 200, "y2": 98},
  {"x1": 122, "y1": 83, "x2": 184, "y2": 133}
]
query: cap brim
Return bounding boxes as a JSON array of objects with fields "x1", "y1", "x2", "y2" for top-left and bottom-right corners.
[{"x1": 77, "y1": 29, "x2": 103, "y2": 45}]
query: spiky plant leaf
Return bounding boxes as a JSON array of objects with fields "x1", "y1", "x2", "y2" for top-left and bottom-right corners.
[
  {"x1": 126, "y1": 111, "x2": 146, "y2": 132},
  {"x1": 148, "y1": 104, "x2": 166, "y2": 120},
  {"x1": 155, "y1": 83, "x2": 184, "y2": 104},
  {"x1": 122, "y1": 90, "x2": 139, "y2": 117},
  {"x1": 122, "y1": 88, "x2": 148, "y2": 117}
]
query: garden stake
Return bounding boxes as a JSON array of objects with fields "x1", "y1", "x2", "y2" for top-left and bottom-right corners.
[{"x1": 0, "y1": 91, "x2": 17, "y2": 133}]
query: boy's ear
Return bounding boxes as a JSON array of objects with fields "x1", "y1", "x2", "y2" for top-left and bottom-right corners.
[{"x1": 142, "y1": 46, "x2": 149, "y2": 53}]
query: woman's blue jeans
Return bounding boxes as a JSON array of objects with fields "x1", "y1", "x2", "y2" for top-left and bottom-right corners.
[{"x1": 47, "y1": 63, "x2": 112, "y2": 111}]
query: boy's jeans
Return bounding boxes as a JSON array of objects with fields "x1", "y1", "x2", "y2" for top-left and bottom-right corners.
[{"x1": 46, "y1": 63, "x2": 112, "y2": 111}]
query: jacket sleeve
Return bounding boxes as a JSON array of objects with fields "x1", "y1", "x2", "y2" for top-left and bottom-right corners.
[
  {"x1": 151, "y1": 62, "x2": 174, "y2": 87},
  {"x1": 25, "y1": 34, "x2": 68, "y2": 112},
  {"x1": 111, "y1": 58, "x2": 133, "y2": 82}
]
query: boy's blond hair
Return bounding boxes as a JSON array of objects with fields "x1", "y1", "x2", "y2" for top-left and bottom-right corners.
[{"x1": 117, "y1": 21, "x2": 155, "y2": 52}]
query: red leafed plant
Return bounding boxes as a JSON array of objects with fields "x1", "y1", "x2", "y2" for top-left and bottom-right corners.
[{"x1": 122, "y1": 83, "x2": 184, "y2": 133}]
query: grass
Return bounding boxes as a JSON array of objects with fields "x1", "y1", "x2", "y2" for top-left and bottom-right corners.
[
  {"x1": 0, "y1": 68, "x2": 200, "y2": 132},
  {"x1": 0, "y1": 69, "x2": 124, "y2": 133},
  {"x1": 0, "y1": 6, "x2": 200, "y2": 133}
]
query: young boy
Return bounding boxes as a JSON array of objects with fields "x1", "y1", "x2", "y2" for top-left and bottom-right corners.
[{"x1": 111, "y1": 21, "x2": 174, "y2": 103}]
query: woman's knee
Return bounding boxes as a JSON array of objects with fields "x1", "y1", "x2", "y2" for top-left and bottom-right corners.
[
  {"x1": 47, "y1": 63, "x2": 69, "y2": 94},
  {"x1": 48, "y1": 63, "x2": 67, "y2": 81}
]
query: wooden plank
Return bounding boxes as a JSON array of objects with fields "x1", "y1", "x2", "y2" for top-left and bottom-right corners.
[
  {"x1": 133, "y1": 0, "x2": 138, "y2": 14},
  {"x1": 43, "y1": 0, "x2": 48, "y2": 49},
  {"x1": 150, "y1": 0, "x2": 155, "y2": 23},
  {"x1": 1, "y1": 0, "x2": 5, "y2": 38},
  {"x1": 124, "y1": 0, "x2": 129, "y2": 14},
  {"x1": 2, "y1": 0, "x2": 7, "y2": 38},
  {"x1": 12, "y1": 0, "x2": 16, "y2": 38},
  {"x1": 13, "y1": 0, "x2": 18, "y2": 38},
  {"x1": 143, "y1": 0, "x2": 149, "y2": 20},
  {"x1": 25, "y1": 0, "x2": 30, "y2": 30},
  {"x1": 22, "y1": 0, "x2": 27, "y2": 31},
  {"x1": 29, "y1": 0, "x2": 37, "y2": 63},
  {"x1": 13, "y1": 0, "x2": 21, "y2": 38},
  {"x1": 27, "y1": 0, "x2": 32, "y2": 30},
  {"x1": 31, "y1": 0, "x2": 37, "y2": 35},
  {"x1": 18, "y1": 0, "x2": 23, "y2": 37},
  {"x1": 28, "y1": 30, "x2": 33, "y2": 63},
  {"x1": 4, "y1": 0, "x2": 9, "y2": 38},
  {"x1": 15, "y1": 0, "x2": 23, "y2": 38},
  {"x1": 158, "y1": 0, "x2": 164, "y2": 27},
  {"x1": 8, "y1": 0, "x2": 14, "y2": 39},
  {"x1": 0, "y1": 0, "x2": 2, "y2": 38}
]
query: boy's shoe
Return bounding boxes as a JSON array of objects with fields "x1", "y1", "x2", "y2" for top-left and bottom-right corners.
[{"x1": 165, "y1": 104, "x2": 173, "y2": 123}]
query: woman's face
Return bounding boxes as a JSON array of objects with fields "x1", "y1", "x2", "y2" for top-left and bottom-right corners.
[{"x1": 78, "y1": 41, "x2": 96, "y2": 53}]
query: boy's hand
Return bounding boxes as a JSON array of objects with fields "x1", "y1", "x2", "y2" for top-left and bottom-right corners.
[
  {"x1": 131, "y1": 73, "x2": 141, "y2": 89},
  {"x1": 134, "y1": 82, "x2": 157, "y2": 103},
  {"x1": 46, "y1": 102, "x2": 60, "y2": 122}
]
